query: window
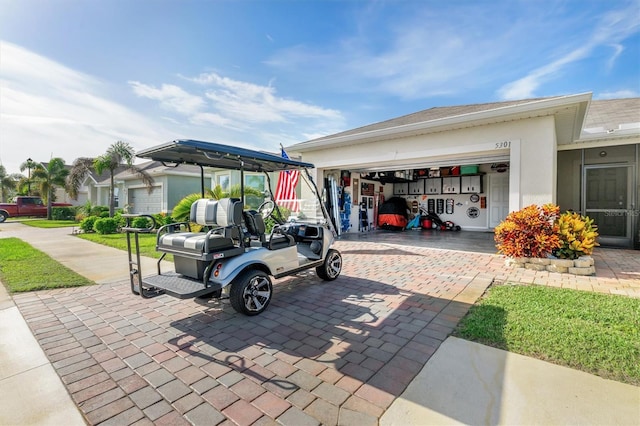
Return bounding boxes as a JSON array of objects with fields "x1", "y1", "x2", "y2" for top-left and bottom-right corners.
[
  {"x1": 244, "y1": 174, "x2": 265, "y2": 192},
  {"x1": 217, "y1": 174, "x2": 230, "y2": 191},
  {"x1": 244, "y1": 174, "x2": 266, "y2": 210}
]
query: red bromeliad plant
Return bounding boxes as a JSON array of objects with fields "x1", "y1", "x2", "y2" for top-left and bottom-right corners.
[{"x1": 494, "y1": 204, "x2": 561, "y2": 258}]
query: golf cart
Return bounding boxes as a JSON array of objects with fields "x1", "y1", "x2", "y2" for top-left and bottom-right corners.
[{"x1": 123, "y1": 139, "x2": 342, "y2": 316}]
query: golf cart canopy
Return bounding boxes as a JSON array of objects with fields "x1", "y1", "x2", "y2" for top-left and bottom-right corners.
[{"x1": 136, "y1": 139, "x2": 315, "y2": 172}]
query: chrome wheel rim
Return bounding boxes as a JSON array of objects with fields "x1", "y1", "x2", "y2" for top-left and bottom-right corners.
[
  {"x1": 242, "y1": 275, "x2": 271, "y2": 312},
  {"x1": 326, "y1": 252, "x2": 342, "y2": 279}
]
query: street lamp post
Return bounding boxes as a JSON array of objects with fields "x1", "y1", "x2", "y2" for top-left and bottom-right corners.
[{"x1": 26, "y1": 158, "x2": 33, "y2": 196}]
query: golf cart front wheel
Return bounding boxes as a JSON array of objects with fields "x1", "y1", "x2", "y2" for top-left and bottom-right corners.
[
  {"x1": 230, "y1": 270, "x2": 273, "y2": 316},
  {"x1": 316, "y1": 249, "x2": 342, "y2": 281}
]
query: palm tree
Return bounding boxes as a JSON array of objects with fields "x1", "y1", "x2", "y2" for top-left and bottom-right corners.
[
  {"x1": 31, "y1": 158, "x2": 69, "y2": 220},
  {"x1": 67, "y1": 141, "x2": 154, "y2": 217},
  {"x1": 0, "y1": 165, "x2": 18, "y2": 203},
  {"x1": 19, "y1": 158, "x2": 37, "y2": 195},
  {"x1": 171, "y1": 184, "x2": 262, "y2": 222}
]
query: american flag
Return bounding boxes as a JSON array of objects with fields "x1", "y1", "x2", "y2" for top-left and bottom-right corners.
[{"x1": 274, "y1": 147, "x2": 300, "y2": 212}]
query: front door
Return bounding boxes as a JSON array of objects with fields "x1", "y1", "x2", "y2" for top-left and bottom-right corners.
[
  {"x1": 489, "y1": 173, "x2": 510, "y2": 228},
  {"x1": 583, "y1": 165, "x2": 635, "y2": 248}
]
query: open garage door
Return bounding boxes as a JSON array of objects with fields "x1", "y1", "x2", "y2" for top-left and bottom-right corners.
[
  {"x1": 334, "y1": 158, "x2": 510, "y2": 233},
  {"x1": 128, "y1": 186, "x2": 162, "y2": 213}
]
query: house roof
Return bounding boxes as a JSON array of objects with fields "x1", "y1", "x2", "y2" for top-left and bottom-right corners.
[
  {"x1": 289, "y1": 93, "x2": 592, "y2": 151},
  {"x1": 310, "y1": 97, "x2": 553, "y2": 141},
  {"x1": 91, "y1": 165, "x2": 130, "y2": 185},
  {"x1": 581, "y1": 97, "x2": 640, "y2": 138},
  {"x1": 114, "y1": 160, "x2": 205, "y2": 180}
]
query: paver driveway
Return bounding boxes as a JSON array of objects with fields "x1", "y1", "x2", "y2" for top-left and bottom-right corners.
[{"x1": 12, "y1": 241, "x2": 499, "y2": 425}]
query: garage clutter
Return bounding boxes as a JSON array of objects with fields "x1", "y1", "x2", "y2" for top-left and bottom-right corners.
[{"x1": 327, "y1": 164, "x2": 489, "y2": 234}]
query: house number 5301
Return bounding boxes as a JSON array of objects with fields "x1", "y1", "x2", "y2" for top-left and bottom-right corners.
[{"x1": 495, "y1": 141, "x2": 511, "y2": 149}]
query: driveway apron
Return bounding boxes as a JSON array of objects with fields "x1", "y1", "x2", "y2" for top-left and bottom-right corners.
[
  {"x1": 2, "y1": 223, "x2": 638, "y2": 425},
  {"x1": 5, "y1": 224, "x2": 498, "y2": 425}
]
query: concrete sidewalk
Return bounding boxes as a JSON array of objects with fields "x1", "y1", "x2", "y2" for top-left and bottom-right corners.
[
  {"x1": 1, "y1": 221, "x2": 639, "y2": 425},
  {"x1": 0, "y1": 223, "x2": 171, "y2": 426},
  {"x1": 0, "y1": 276, "x2": 87, "y2": 425},
  {"x1": 381, "y1": 337, "x2": 640, "y2": 425}
]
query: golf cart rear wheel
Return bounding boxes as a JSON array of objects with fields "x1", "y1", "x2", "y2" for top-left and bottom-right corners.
[
  {"x1": 230, "y1": 270, "x2": 273, "y2": 316},
  {"x1": 316, "y1": 249, "x2": 342, "y2": 281}
]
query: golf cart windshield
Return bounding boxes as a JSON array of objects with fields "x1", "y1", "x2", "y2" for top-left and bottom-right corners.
[{"x1": 136, "y1": 139, "x2": 331, "y2": 225}]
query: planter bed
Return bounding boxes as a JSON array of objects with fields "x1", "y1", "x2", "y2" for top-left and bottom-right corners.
[{"x1": 506, "y1": 256, "x2": 595, "y2": 276}]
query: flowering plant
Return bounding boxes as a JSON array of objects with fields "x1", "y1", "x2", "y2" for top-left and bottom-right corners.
[
  {"x1": 553, "y1": 211, "x2": 599, "y2": 259},
  {"x1": 494, "y1": 204, "x2": 561, "y2": 258}
]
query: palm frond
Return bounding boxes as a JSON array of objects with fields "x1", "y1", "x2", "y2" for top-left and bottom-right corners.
[
  {"x1": 67, "y1": 157, "x2": 94, "y2": 199},
  {"x1": 171, "y1": 193, "x2": 203, "y2": 222}
]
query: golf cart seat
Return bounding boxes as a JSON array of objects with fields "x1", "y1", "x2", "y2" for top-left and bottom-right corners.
[
  {"x1": 243, "y1": 210, "x2": 295, "y2": 250},
  {"x1": 157, "y1": 198, "x2": 244, "y2": 279}
]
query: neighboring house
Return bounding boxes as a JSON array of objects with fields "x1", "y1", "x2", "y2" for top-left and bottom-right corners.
[
  {"x1": 116, "y1": 161, "x2": 211, "y2": 214},
  {"x1": 288, "y1": 93, "x2": 639, "y2": 249},
  {"x1": 67, "y1": 165, "x2": 130, "y2": 208}
]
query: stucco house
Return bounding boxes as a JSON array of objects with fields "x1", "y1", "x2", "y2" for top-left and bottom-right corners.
[
  {"x1": 66, "y1": 161, "x2": 209, "y2": 214},
  {"x1": 287, "y1": 93, "x2": 639, "y2": 249},
  {"x1": 116, "y1": 161, "x2": 211, "y2": 214}
]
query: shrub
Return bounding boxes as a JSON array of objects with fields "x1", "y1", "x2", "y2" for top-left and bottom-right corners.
[
  {"x1": 113, "y1": 212, "x2": 126, "y2": 229},
  {"x1": 132, "y1": 216, "x2": 153, "y2": 228},
  {"x1": 52, "y1": 206, "x2": 76, "y2": 221},
  {"x1": 264, "y1": 206, "x2": 291, "y2": 233},
  {"x1": 153, "y1": 213, "x2": 173, "y2": 227},
  {"x1": 90, "y1": 205, "x2": 109, "y2": 217},
  {"x1": 494, "y1": 204, "x2": 561, "y2": 258},
  {"x1": 79, "y1": 216, "x2": 98, "y2": 233},
  {"x1": 93, "y1": 217, "x2": 119, "y2": 234},
  {"x1": 554, "y1": 211, "x2": 599, "y2": 259}
]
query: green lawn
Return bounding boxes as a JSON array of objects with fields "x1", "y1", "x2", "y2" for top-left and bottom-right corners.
[
  {"x1": 20, "y1": 219, "x2": 78, "y2": 228},
  {"x1": 0, "y1": 238, "x2": 94, "y2": 292},
  {"x1": 455, "y1": 284, "x2": 640, "y2": 385},
  {"x1": 77, "y1": 232, "x2": 170, "y2": 260}
]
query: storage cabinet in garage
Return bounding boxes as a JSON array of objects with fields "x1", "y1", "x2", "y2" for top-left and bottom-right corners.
[
  {"x1": 408, "y1": 179, "x2": 424, "y2": 195},
  {"x1": 460, "y1": 175, "x2": 483, "y2": 193},
  {"x1": 393, "y1": 182, "x2": 408, "y2": 195},
  {"x1": 425, "y1": 178, "x2": 441, "y2": 194},
  {"x1": 441, "y1": 177, "x2": 460, "y2": 194}
]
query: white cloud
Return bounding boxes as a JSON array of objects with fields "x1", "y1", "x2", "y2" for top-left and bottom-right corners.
[
  {"x1": 190, "y1": 71, "x2": 342, "y2": 123},
  {"x1": 498, "y1": 3, "x2": 640, "y2": 100},
  {"x1": 0, "y1": 41, "x2": 175, "y2": 174},
  {"x1": 596, "y1": 89, "x2": 640, "y2": 99},
  {"x1": 263, "y1": 2, "x2": 640, "y2": 103},
  {"x1": 0, "y1": 41, "x2": 345, "y2": 176},
  {"x1": 265, "y1": 4, "x2": 530, "y2": 99},
  {"x1": 130, "y1": 71, "x2": 346, "y2": 138},
  {"x1": 129, "y1": 82, "x2": 205, "y2": 115}
]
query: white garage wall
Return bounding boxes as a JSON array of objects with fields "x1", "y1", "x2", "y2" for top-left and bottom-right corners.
[{"x1": 298, "y1": 115, "x2": 558, "y2": 214}]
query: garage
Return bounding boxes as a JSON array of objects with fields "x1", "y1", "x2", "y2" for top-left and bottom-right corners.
[
  {"x1": 317, "y1": 161, "x2": 510, "y2": 236},
  {"x1": 287, "y1": 94, "x2": 592, "y2": 237},
  {"x1": 128, "y1": 186, "x2": 162, "y2": 213}
]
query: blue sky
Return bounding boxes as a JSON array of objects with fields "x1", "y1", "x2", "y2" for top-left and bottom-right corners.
[{"x1": 1, "y1": 0, "x2": 639, "y2": 174}]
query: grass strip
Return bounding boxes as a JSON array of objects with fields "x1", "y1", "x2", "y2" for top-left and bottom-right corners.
[
  {"x1": 455, "y1": 284, "x2": 640, "y2": 385},
  {"x1": 0, "y1": 238, "x2": 94, "y2": 292},
  {"x1": 77, "y1": 232, "x2": 170, "y2": 260},
  {"x1": 20, "y1": 220, "x2": 78, "y2": 228}
]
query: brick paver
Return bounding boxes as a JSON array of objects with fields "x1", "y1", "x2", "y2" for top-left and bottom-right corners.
[{"x1": 12, "y1": 240, "x2": 640, "y2": 425}]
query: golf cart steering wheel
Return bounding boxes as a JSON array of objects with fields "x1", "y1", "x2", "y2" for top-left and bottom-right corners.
[{"x1": 257, "y1": 200, "x2": 275, "y2": 220}]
